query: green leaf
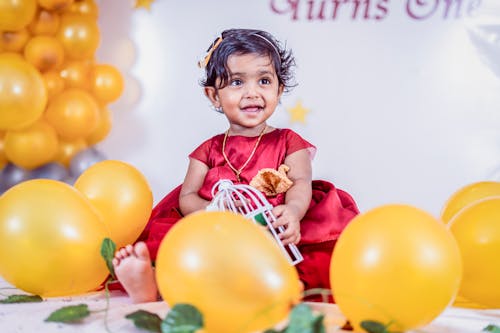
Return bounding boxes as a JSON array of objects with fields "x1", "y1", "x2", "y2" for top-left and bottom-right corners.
[
  {"x1": 100, "y1": 237, "x2": 116, "y2": 279},
  {"x1": 483, "y1": 325, "x2": 500, "y2": 333},
  {"x1": 125, "y1": 310, "x2": 162, "y2": 332},
  {"x1": 311, "y1": 314, "x2": 326, "y2": 333},
  {"x1": 161, "y1": 303, "x2": 203, "y2": 333},
  {"x1": 0, "y1": 294, "x2": 43, "y2": 304},
  {"x1": 360, "y1": 320, "x2": 389, "y2": 333},
  {"x1": 286, "y1": 303, "x2": 326, "y2": 333},
  {"x1": 45, "y1": 304, "x2": 90, "y2": 323}
]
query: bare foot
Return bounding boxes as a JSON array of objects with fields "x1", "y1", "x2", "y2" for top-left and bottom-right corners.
[{"x1": 112, "y1": 242, "x2": 158, "y2": 303}]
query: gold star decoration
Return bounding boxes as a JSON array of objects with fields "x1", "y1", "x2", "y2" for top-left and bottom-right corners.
[
  {"x1": 134, "y1": 0, "x2": 155, "y2": 10},
  {"x1": 286, "y1": 100, "x2": 310, "y2": 124}
]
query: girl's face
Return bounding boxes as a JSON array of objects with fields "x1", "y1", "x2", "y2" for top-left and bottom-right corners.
[{"x1": 205, "y1": 53, "x2": 284, "y2": 135}]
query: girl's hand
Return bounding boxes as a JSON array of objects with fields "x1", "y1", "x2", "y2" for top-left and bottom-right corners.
[{"x1": 271, "y1": 204, "x2": 301, "y2": 245}]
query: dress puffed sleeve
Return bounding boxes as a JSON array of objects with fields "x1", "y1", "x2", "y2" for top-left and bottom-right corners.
[
  {"x1": 284, "y1": 129, "x2": 317, "y2": 160},
  {"x1": 188, "y1": 136, "x2": 219, "y2": 166}
]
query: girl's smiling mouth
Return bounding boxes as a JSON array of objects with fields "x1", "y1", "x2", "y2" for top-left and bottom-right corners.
[{"x1": 241, "y1": 105, "x2": 263, "y2": 112}]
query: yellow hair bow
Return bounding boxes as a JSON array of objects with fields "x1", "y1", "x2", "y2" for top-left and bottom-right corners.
[{"x1": 198, "y1": 37, "x2": 223, "y2": 69}]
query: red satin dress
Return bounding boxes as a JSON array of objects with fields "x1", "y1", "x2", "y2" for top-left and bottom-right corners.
[{"x1": 137, "y1": 128, "x2": 359, "y2": 302}]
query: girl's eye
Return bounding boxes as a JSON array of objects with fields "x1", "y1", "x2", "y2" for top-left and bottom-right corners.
[
  {"x1": 260, "y1": 78, "x2": 271, "y2": 85},
  {"x1": 230, "y1": 79, "x2": 242, "y2": 86}
]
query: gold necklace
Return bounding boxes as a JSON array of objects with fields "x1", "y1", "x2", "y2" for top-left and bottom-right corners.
[{"x1": 222, "y1": 125, "x2": 267, "y2": 182}]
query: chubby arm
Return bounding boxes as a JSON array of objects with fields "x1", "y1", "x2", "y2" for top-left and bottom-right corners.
[
  {"x1": 179, "y1": 158, "x2": 210, "y2": 216},
  {"x1": 272, "y1": 148, "x2": 312, "y2": 245}
]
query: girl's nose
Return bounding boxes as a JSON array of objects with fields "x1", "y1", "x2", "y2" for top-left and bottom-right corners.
[{"x1": 243, "y1": 82, "x2": 259, "y2": 98}]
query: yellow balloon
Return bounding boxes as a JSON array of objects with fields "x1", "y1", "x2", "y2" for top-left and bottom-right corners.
[
  {"x1": 23, "y1": 35, "x2": 65, "y2": 72},
  {"x1": 63, "y1": 0, "x2": 98, "y2": 18},
  {"x1": 0, "y1": 53, "x2": 48, "y2": 130},
  {"x1": 0, "y1": 179, "x2": 109, "y2": 297},
  {"x1": 89, "y1": 64, "x2": 124, "y2": 104},
  {"x1": 38, "y1": 0, "x2": 74, "y2": 11},
  {"x1": 4, "y1": 120, "x2": 59, "y2": 170},
  {"x1": 59, "y1": 59, "x2": 91, "y2": 89},
  {"x1": 42, "y1": 70, "x2": 66, "y2": 99},
  {"x1": 86, "y1": 107, "x2": 112, "y2": 145},
  {"x1": 452, "y1": 295, "x2": 489, "y2": 309},
  {"x1": 449, "y1": 196, "x2": 500, "y2": 308},
  {"x1": 330, "y1": 204, "x2": 462, "y2": 332},
  {"x1": 28, "y1": 8, "x2": 61, "y2": 36},
  {"x1": 156, "y1": 211, "x2": 302, "y2": 333},
  {"x1": 0, "y1": 29, "x2": 30, "y2": 53},
  {"x1": 56, "y1": 13, "x2": 100, "y2": 60},
  {"x1": 55, "y1": 138, "x2": 87, "y2": 167},
  {"x1": 45, "y1": 88, "x2": 100, "y2": 140},
  {"x1": 0, "y1": 0, "x2": 37, "y2": 31},
  {"x1": 441, "y1": 181, "x2": 500, "y2": 223},
  {"x1": 74, "y1": 160, "x2": 153, "y2": 249}
]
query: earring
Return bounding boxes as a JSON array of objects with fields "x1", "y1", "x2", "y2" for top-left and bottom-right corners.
[{"x1": 214, "y1": 106, "x2": 223, "y2": 113}]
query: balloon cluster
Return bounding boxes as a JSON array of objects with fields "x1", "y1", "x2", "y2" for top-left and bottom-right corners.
[
  {"x1": 441, "y1": 181, "x2": 500, "y2": 308},
  {"x1": 0, "y1": 160, "x2": 153, "y2": 297},
  {"x1": 0, "y1": 0, "x2": 124, "y2": 191},
  {"x1": 329, "y1": 180, "x2": 500, "y2": 332}
]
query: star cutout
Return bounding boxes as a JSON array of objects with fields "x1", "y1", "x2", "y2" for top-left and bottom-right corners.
[
  {"x1": 286, "y1": 100, "x2": 310, "y2": 124},
  {"x1": 134, "y1": 0, "x2": 155, "y2": 10}
]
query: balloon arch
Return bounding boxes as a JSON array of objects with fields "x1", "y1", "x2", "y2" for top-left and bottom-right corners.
[{"x1": 0, "y1": 0, "x2": 125, "y2": 193}]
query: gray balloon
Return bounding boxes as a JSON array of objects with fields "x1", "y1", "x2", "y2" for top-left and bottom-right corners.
[
  {"x1": 63, "y1": 175, "x2": 79, "y2": 186},
  {"x1": 69, "y1": 147, "x2": 107, "y2": 178},
  {"x1": 30, "y1": 162, "x2": 69, "y2": 181},
  {"x1": 0, "y1": 163, "x2": 32, "y2": 193}
]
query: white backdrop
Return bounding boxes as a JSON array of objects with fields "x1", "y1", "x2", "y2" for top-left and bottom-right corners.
[{"x1": 96, "y1": 0, "x2": 500, "y2": 217}]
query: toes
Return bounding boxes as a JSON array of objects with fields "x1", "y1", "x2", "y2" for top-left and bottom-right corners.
[
  {"x1": 134, "y1": 242, "x2": 151, "y2": 261},
  {"x1": 118, "y1": 247, "x2": 129, "y2": 258},
  {"x1": 114, "y1": 250, "x2": 124, "y2": 260},
  {"x1": 125, "y1": 244, "x2": 134, "y2": 255},
  {"x1": 114, "y1": 243, "x2": 150, "y2": 262},
  {"x1": 112, "y1": 257, "x2": 120, "y2": 267}
]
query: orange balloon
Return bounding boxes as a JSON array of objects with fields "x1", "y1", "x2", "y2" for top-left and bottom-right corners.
[
  {"x1": 43, "y1": 70, "x2": 66, "y2": 99},
  {"x1": 0, "y1": 179, "x2": 109, "y2": 297},
  {"x1": 449, "y1": 197, "x2": 500, "y2": 307},
  {"x1": 89, "y1": 64, "x2": 124, "y2": 104},
  {"x1": 0, "y1": 29, "x2": 30, "y2": 53},
  {"x1": 0, "y1": 53, "x2": 47, "y2": 130},
  {"x1": 63, "y1": 0, "x2": 98, "y2": 18},
  {"x1": 59, "y1": 59, "x2": 91, "y2": 89},
  {"x1": 24, "y1": 35, "x2": 65, "y2": 72},
  {"x1": 156, "y1": 211, "x2": 302, "y2": 333},
  {"x1": 0, "y1": 0, "x2": 37, "y2": 31},
  {"x1": 56, "y1": 13, "x2": 100, "y2": 60},
  {"x1": 38, "y1": 0, "x2": 74, "y2": 12},
  {"x1": 330, "y1": 204, "x2": 462, "y2": 332},
  {"x1": 45, "y1": 88, "x2": 100, "y2": 140},
  {"x1": 74, "y1": 160, "x2": 153, "y2": 249},
  {"x1": 28, "y1": 8, "x2": 61, "y2": 35},
  {"x1": 441, "y1": 181, "x2": 500, "y2": 223},
  {"x1": 86, "y1": 107, "x2": 112, "y2": 145},
  {"x1": 55, "y1": 138, "x2": 87, "y2": 167},
  {"x1": 4, "y1": 120, "x2": 59, "y2": 170}
]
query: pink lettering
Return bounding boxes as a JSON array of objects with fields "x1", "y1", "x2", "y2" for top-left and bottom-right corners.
[
  {"x1": 375, "y1": 0, "x2": 389, "y2": 20},
  {"x1": 270, "y1": 0, "x2": 300, "y2": 20},
  {"x1": 406, "y1": 0, "x2": 439, "y2": 20},
  {"x1": 406, "y1": 0, "x2": 480, "y2": 20},
  {"x1": 270, "y1": 0, "x2": 479, "y2": 21}
]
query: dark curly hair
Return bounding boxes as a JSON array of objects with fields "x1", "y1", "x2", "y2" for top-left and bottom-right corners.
[{"x1": 200, "y1": 29, "x2": 296, "y2": 93}]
